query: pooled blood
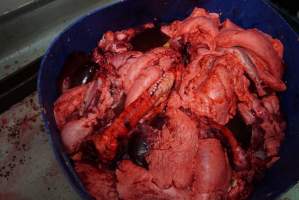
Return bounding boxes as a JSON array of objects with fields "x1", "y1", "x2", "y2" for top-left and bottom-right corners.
[
  {"x1": 131, "y1": 26, "x2": 169, "y2": 52},
  {"x1": 181, "y1": 43, "x2": 191, "y2": 65},
  {"x1": 226, "y1": 113, "x2": 252, "y2": 149},
  {"x1": 70, "y1": 62, "x2": 98, "y2": 87},
  {"x1": 58, "y1": 52, "x2": 98, "y2": 93},
  {"x1": 80, "y1": 140, "x2": 100, "y2": 166},
  {"x1": 149, "y1": 113, "x2": 168, "y2": 130},
  {"x1": 128, "y1": 131, "x2": 149, "y2": 169}
]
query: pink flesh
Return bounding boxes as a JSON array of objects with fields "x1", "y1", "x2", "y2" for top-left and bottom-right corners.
[
  {"x1": 148, "y1": 109, "x2": 199, "y2": 189},
  {"x1": 193, "y1": 138, "x2": 231, "y2": 196},
  {"x1": 216, "y1": 29, "x2": 283, "y2": 78},
  {"x1": 125, "y1": 66, "x2": 162, "y2": 106},
  {"x1": 54, "y1": 83, "x2": 89, "y2": 129},
  {"x1": 61, "y1": 116, "x2": 95, "y2": 153}
]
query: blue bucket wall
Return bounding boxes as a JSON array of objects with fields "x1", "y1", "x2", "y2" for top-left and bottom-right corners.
[{"x1": 38, "y1": 0, "x2": 299, "y2": 199}]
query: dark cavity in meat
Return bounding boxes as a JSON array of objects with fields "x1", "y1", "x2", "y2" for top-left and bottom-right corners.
[
  {"x1": 181, "y1": 43, "x2": 191, "y2": 65},
  {"x1": 226, "y1": 113, "x2": 252, "y2": 149},
  {"x1": 128, "y1": 131, "x2": 149, "y2": 169},
  {"x1": 112, "y1": 94, "x2": 127, "y2": 117},
  {"x1": 58, "y1": 52, "x2": 89, "y2": 92},
  {"x1": 70, "y1": 61, "x2": 98, "y2": 87},
  {"x1": 80, "y1": 140, "x2": 100, "y2": 166},
  {"x1": 108, "y1": 139, "x2": 129, "y2": 170},
  {"x1": 148, "y1": 113, "x2": 168, "y2": 130},
  {"x1": 58, "y1": 52, "x2": 99, "y2": 93},
  {"x1": 131, "y1": 26, "x2": 169, "y2": 52}
]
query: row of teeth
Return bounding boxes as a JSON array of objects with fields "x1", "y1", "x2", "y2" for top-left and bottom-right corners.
[{"x1": 149, "y1": 73, "x2": 166, "y2": 96}]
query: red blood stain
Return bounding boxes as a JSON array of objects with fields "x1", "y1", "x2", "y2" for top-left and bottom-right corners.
[{"x1": 1, "y1": 118, "x2": 8, "y2": 126}]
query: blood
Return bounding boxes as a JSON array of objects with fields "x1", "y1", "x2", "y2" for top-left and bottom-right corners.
[
  {"x1": 131, "y1": 26, "x2": 169, "y2": 52},
  {"x1": 128, "y1": 131, "x2": 149, "y2": 169},
  {"x1": 226, "y1": 113, "x2": 252, "y2": 149},
  {"x1": 58, "y1": 52, "x2": 98, "y2": 93},
  {"x1": 1, "y1": 117, "x2": 8, "y2": 126},
  {"x1": 149, "y1": 113, "x2": 168, "y2": 130},
  {"x1": 80, "y1": 140, "x2": 100, "y2": 166},
  {"x1": 181, "y1": 43, "x2": 191, "y2": 65}
]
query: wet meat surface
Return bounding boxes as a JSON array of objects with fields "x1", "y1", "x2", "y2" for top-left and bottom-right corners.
[{"x1": 53, "y1": 7, "x2": 286, "y2": 200}]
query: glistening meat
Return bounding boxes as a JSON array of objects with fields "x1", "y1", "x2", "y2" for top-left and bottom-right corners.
[{"x1": 53, "y1": 7, "x2": 286, "y2": 200}]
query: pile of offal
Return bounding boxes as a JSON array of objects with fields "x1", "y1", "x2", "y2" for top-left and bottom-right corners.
[{"x1": 53, "y1": 8, "x2": 286, "y2": 200}]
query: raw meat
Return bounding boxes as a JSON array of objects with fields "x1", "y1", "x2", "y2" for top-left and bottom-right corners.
[{"x1": 53, "y1": 7, "x2": 286, "y2": 200}]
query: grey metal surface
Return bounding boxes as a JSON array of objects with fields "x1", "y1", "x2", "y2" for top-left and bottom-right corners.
[
  {"x1": 0, "y1": 0, "x2": 41, "y2": 16},
  {"x1": 0, "y1": 92, "x2": 80, "y2": 200},
  {"x1": 0, "y1": 0, "x2": 115, "y2": 80}
]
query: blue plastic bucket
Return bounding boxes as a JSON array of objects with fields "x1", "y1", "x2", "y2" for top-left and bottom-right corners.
[{"x1": 38, "y1": 0, "x2": 299, "y2": 199}]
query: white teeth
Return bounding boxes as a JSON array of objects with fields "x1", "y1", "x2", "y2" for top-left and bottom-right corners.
[
  {"x1": 150, "y1": 74, "x2": 165, "y2": 96},
  {"x1": 150, "y1": 83, "x2": 159, "y2": 96}
]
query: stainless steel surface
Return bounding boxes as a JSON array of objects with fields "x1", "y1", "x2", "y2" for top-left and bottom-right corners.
[
  {"x1": 0, "y1": 0, "x2": 53, "y2": 18},
  {"x1": 0, "y1": 0, "x2": 41, "y2": 16},
  {"x1": 0, "y1": 92, "x2": 80, "y2": 200},
  {"x1": 0, "y1": 0, "x2": 115, "y2": 80}
]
